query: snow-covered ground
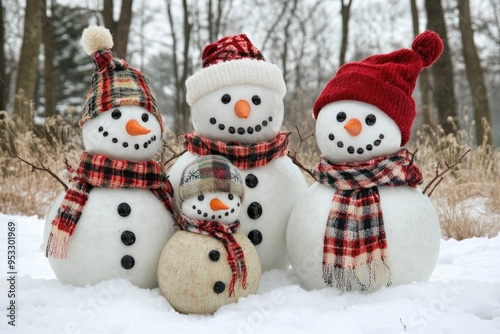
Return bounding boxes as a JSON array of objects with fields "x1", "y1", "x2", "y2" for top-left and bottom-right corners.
[{"x1": 0, "y1": 213, "x2": 499, "y2": 334}]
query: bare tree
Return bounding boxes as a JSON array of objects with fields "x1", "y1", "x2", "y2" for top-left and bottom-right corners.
[
  {"x1": 0, "y1": 0, "x2": 6, "y2": 111},
  {"x1": 101, "y1": 0, "x2": 133, "y2": 59},
  {"x1": 43, "y1": 0, "x2": 56, "y2": 117},
  {"x1": 410, "y1": 0, "x2": 432, "y2": 126},
  {"x1": 339, "y1": 0, "x2": 353, "y2": 66},
  {"x1": 14, "y1": 0, "x2": 45, "y2": 122},
  {"x1": 458, "y1": 0, "x2": 492, "y2": 146},
  {"x1": 425, "y1": 0, "x2": 458, "y2": 135}
]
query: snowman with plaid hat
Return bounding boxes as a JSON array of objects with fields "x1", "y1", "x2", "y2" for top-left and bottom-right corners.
[
  {"x1": 168, "y1": 34, "x2": 308, "y2": 272},
  {"x1": 287, "y1": 31, "x2": 442, "y2": 291},
  {"x1": 43, "y1": 26, "x2": 176, "y2": 288}
]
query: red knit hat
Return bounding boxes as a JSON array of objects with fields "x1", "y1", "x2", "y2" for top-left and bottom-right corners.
[
  {"x1": 313, "y1": 31, "x2": 443, "y2": 145},
  {"x1": 79, "y1": 26, "x2": 162, "y2": 130},
  {"x1": 186, "y1": 34, "x2": 286, "y2": 106}
]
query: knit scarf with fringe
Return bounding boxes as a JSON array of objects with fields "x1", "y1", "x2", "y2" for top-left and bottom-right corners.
[
  {"x1": 312, "y1": 149, "x2": 423, "y2": 291},
  {"x1": 46, "y1": 152, "x2": 175, "y2": 258},
  {"x1": 177, "y1": 213, "x2": 247, "y2": 296}
]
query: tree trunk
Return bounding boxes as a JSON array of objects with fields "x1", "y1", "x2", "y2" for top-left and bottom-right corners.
[
  {"x1": 410, "y1": 0, "x2": 432, "y2": 126},
  {"x1": 339, "y1": 0, "x2": 352, "y2": 66},
  {"x1": 181, "y1": 0, "x2": 192, "y2": 133},
  {"x1": 14, "y1": 0, "x2": 45, "y2": 123},
  {"x1": 424, "y1": 0, "x2": 458, "y2": 135},
  {"x1": 101, "y1": 0, "x2": 133, "y2": 59},
  {"x1": 458, "y1": 0, "x2": 492, "y2": 146},
  {"x1": 0, "y1": 0, "x2": 6, "y2": 111},
  {"x1": 43, "y1": 0, "x2": 57, "y2": 117}
]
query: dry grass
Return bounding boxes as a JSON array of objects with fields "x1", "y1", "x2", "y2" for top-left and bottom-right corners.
[{"x1": 1, "y1": 109, "x2": 498, "y2": 240}]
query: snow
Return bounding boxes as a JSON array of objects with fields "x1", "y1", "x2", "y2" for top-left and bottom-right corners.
[{"x1": 1, "y1": 213, "x2": 499, "y2": 334}]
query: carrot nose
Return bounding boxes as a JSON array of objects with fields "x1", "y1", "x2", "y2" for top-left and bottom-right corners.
[
  {"x1": 234, "y1": 100, "x2": 251, "y2": 119},
  {"x1": 210, "y1": 198, "x2": 230, "y2": 211},
  {"x1": 126, "y1": 119, "x2": 151, "y2": 136},
  {"x1": 344, "y1": 118, "x2": 362, "y2": 136}
]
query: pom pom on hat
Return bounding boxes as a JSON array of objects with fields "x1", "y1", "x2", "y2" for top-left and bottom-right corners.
[
  {"x1": 313, "y1": 30, "x2": 443, "y2": 146},
  {"x1": 186, "y1": 34, "x2": 286, "y2": 106},
  {"x1": 177, "y1": 155, "x2": 245, "y2": 209},
  {"x1": 81, "y1": 26, "x2": 114, "y2": 55}
]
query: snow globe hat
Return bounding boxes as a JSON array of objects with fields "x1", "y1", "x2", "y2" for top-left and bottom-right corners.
[
  {"x1": 177, "y1": 155, "x2": 245, "y2": 208},
  {"x1": 313, "y1": 31, "x2": 443, "y2": 146},
  {"x1": 185, "y1": 34, "x2": 287, "y2": 106},
  {"x1": 79, "y1": 26, "x2": 163, "y2": 130}
]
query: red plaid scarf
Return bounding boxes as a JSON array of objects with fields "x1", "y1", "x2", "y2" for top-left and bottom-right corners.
[
  {"x1": 312, "y1": 149, "x2": 423, "y2": 291},
  {"x1": 183, "y1": 132, "x2": 290, "y2": 170},
  {"x1": 46, "y1": 152, "x2": 175, "y2": 259},
  {"x1": 177, "y1": 213, "x2": 247, "y2": 296}
]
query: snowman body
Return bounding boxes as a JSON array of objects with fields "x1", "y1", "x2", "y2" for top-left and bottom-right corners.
[
  {"x1": 43, "y1": 106, "x2": 176, "y2": 288},
  {"x1": 286, "y1": 100, "x2": 441, "y2": 291},
  {"x1": 158, "y1": 230, "x2": 261, "y2": 314},
  {"x1": 169, "y1": 84, "x2": 307, "y2": 272}
]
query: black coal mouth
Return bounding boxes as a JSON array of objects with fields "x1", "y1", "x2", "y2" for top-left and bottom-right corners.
[
  {"x1": 329, "y1": 133, "x2": 385, "y2": 155},
  {"x1": 209, "y1": 116, "x2": 274, "y2": 135},
  {"x1": 98, "y1": 126, "x2": 157, "y2": 150}
]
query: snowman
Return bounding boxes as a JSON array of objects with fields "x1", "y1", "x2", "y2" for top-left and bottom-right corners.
[
  {"x1": 168, "y1": 34, "x2": 308, "y2": 272},
  {"x1": 158, "y1": 155, "x2": 261, "y2": 314},
  {"x1": 42, "y1": 26, "x2": 177, "y2": 289},
  {"x1": 287, "y1": 31, "x2": 443, "y2": 291}
]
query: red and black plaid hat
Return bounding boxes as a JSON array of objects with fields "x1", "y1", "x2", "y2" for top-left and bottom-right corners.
[
  {"x1": 79, "y1": 26, "x2": 163, "y2": 130},
  {"x1": 313, "y1": 31, "x2": 443, "y2": 146},
  {"x1": 186, "y1": 34, "x2": 286, "y2": 106},
  {"x1": 177, "y1": 155, "x2": 244, "y2": 208}
]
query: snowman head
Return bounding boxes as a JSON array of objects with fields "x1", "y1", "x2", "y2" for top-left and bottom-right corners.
[
  {"x1": 186, "y1": 34, "x2": 286, "y2": 144},
  {"x1": 316, "y1": 100, "x2": 401, "y2": 163},
  {"x1": 178, "y1": 156, "x2": 244, "y2": 224},
  {"x1": 79, "y1": 26, "x2": 163, "y2": 161},
  {"x1": 313, "y1": 30, "x2": 443, "y2": 163}
]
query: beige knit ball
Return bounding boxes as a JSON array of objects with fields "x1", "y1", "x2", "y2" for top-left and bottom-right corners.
[{"x1": 157, "y1": 230, "x2": 261, "y2": 314}]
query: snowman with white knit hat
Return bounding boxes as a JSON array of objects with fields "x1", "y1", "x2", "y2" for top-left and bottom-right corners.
[
  {"x1": 287, "y1": 31, "x2": 443, "y2": 291},
  {"x1": 43, "y1": 26, "x2": 176, "y2": 289},
  {"x1": 168, "y1": 34, "x2": 308, "y2": 272}
]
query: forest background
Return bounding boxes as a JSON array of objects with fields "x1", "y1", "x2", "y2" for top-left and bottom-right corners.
[{"x1": 0, "y1": 0, "x2": 498, "y2": 239}]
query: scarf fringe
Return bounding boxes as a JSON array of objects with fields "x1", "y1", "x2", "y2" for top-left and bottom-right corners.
[
  {"x1": 46, "y1": 230, "x2": 70, "y2": 258},
  {"x1": 323, "y1": 258, "x2": 392, "y2": 291}
]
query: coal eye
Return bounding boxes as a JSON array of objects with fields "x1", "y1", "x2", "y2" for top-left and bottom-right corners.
[
  {"x1": 336, "y1": 112, "x2": 346, "y2": 122},
  {"x1": 221, "y1": 94, "x2": 231, "y2": 104},
  {"x1": 198, "y1": 195, "x2": 204, "y2": 201},
  {"x1": 365, "y1": 114, "x2": 376, "y2": 126},
  {"x1": 251, "y1": 95, "x2": 261, "y2": 105},
  {"x1": 228, "y1": 194, "x2": 234, "y2": 200},
  {"x1": 111, "y1": 109, "x2": 122, "y2": 119},
  {"x1": 142, "y1": 113, "x2": 149, "y2": 122}
]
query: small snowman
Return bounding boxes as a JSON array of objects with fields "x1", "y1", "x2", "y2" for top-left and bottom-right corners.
[
  {"x1": 287, "y1": 31, "x2": 443, "y2": 291},
  {"x1": 43, "y1": 26, "x2": 176, "y2": 289},
  {"x1": 168, "y1": 34, "x2": 308, "y2": 272},
  {"x1": 158, "y1": 155, "x2": 261, "y2": 314}
]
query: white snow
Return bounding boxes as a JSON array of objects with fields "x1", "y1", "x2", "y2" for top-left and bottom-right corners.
[{"x1": 1, "y1": 212, "x2": 499, "y2": 333}]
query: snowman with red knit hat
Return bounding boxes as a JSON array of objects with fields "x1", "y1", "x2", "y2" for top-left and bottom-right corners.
[
  {"x1": 43, "y1": 26, "x2": 176, "y2": 289},
  {"x1": 287, "y1": 31, "x2": 443, "y2": 291},
  {"x1": 168, "y1": 34, "x2": 308, "y2": 272}
]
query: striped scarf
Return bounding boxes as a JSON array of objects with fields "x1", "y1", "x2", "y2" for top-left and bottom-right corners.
[
  {"x1": 177, "y1": 213, "x2": 247, "y2": 296},
  {"x1": 312, "y1": 149, "x2": 422, "y2": 291},
  {"x1": 46, "y1": 152, "x2": 175, "y2": 258},
  {"x1": 183, "y1": 132, "x2": 290, "y2": 170}
]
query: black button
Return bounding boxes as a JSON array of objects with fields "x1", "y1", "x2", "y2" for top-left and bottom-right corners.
[
  {"x1": 247, "y1": 202, "x2": 262, "y2": 219},
  {"x1": 209, "y1": 250, "x2": 220, "y2": 262},
  {"x1": 245, "y1": 174, "x2": 258, "y2": 188},
  {"x1": 210, "y1": 117, "x2": 216, "y2": 124},
  {"x1": 248, "y1": 230, "x2": 263, "y2": 245},
  {"x1": 117, "y1": 203, "x2": 131, "y2": 217},
  {"x1": 121, "y1": 231, "x2": 136, "y2": 246},
  {"x1": 213, "y1": 281, "x2": 225, "y2": 294},
  {"x1": 121, "y1": 255, "x2": 135, "y2": 269}
]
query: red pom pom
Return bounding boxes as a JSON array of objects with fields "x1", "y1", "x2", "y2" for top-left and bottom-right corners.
[{"x1": 411, "y1": 31, "x2": 443, "y2": 67}]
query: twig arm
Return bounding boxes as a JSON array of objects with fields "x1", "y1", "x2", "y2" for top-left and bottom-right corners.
[{"x1": 16, "y1": 155, "x2": 68, "y2": 190}]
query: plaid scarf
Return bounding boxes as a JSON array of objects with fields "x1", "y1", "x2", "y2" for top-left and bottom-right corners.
[
  {"x1": 183, "y1": 132, "x2": 290, "y2": 170},
  {"x1": 312, "y1": 149, "x2": 423, "y2": 291},
  {"x1": 46, "y1": 152, "x2": 175, "y2": 259},
  {"x1": 177, "y1": 213, "x2": 247, "y2": 296}
]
